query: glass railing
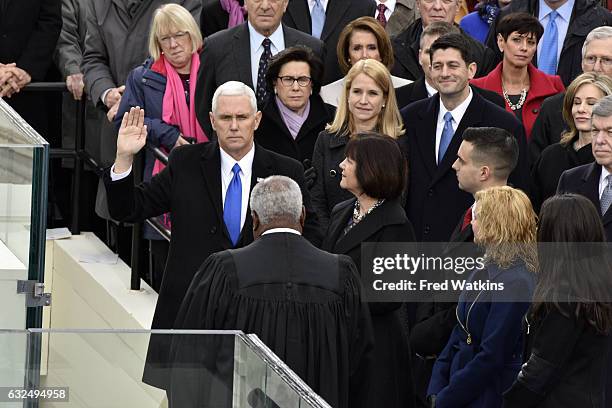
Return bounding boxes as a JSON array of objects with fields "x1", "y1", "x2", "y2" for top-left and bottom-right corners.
[{"x1": 0, "y1": 329, "x2": 331, "y2": 407}]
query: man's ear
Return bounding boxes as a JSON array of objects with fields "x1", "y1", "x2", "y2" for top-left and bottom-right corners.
[
  {"x1": 209, "y1": 112, "x2": 216, "y2": 131},
  {"x1": 252, "y1": 210, "x2": 260, "y2": 232},
  {"x1": 299, "y1": 206, "x2": 306, "y2": 229},
  {"x1": 467, "y1": 62, "x2": 477, "y2": 80},
  {"x1": 480, "y1": 165, "x2": 491, "y2": 181},
  {"x1": 253, "y1": 110, "x2": 262, "y2": 130}
]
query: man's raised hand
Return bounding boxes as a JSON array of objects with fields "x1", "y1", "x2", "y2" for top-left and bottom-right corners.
[{"x1": 114, "y1": 106, "x2": 147, "y2": 173}]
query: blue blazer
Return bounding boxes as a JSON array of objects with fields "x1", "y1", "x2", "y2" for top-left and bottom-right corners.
[{"x1": 428, "y1": 261, "x2": 535, "y2": 408}]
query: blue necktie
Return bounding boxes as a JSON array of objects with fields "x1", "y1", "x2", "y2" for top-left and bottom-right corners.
[
  {"x1": 223, "y1": 164, "x2": 242, "y2": 246},
  {"x1": 311, "y1": 0, "x2": 326, "y2": 39},
  {"x1": 438, "y1": 112, "x2": 454, "y2": 165},
  {"x1": 538, "y1": 10, "x2": 558, "y2": 75}
]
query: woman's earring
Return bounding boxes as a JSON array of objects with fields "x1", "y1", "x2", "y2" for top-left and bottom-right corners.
[{"x1": 382, "y1": 104, "x2": 386, "y2": 108}]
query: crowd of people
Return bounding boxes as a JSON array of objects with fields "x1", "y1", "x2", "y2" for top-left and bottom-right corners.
[{"x1": 2, "y1": 0, "x2": 612, "y2": 407}]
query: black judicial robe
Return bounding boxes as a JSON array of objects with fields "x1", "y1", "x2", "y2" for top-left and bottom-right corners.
[{"x1": 169, "y1": 232, "x2": 374, "y2": 408}]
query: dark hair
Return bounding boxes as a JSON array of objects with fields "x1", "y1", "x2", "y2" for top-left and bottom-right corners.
[
  {"x1": 534, "y1": 194, "x2": 612, "y2": 334},
  {"x1": 265, "y1": 46, "x2": 324, "y2": 95},
  {"x1": 336, "y1": 16, "x2": 394, "y2": 75},
  {"x1": 496, "y1": 12, "x2": 544, "y2": 42},
  {"x1": 428, "y1": 33, "x2": 476, "y2": 66},
  {"x1": 344, "y1": 132, "x2": 407, "y2": 200},
  {"x1": 462, "y1": 127, "x2": 518, "y2": 180},
  {"x1": 420, "y1": 21, "x2": 461, "y2": 49}
]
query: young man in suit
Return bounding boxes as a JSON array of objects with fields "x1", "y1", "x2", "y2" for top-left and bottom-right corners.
[
  {"x1": 195, "y1": 0, "x2": 324, "y2": 135},
  {"x1": 399, "y1": 33, "x2": 528, "y2": 242},
  {"x1": 558, "y1": 95, "x2": 612, "y2": 241},
  {"x1": 282, "y1": 0, "x2": 376, "y2": 85},
  {"x1": 409, "y1": 127, "x2": 519, "y2": 406},
  {"x1": 170, "y1": 175, "x2": 373, "y2": 408},
  {"x1": 105, "y1": 81, "x2": 321, "y2": 389},
  {"x1": 395, "y1": 22, "x2": 505, "y2": 109}
]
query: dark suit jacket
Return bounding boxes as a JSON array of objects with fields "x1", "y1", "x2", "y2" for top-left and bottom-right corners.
[
  {"x1": 103, "y1": 141, "x2": 321, "y2": 387},
  {"x1": 391, "y1": 19, "x2": 497, "y2": 82},
  {"x1": 528, "y1": 92, "x2": 566, "y2": 166},
  {"x1": 199, "y1": 0, "x2": 244, "y2": 38},
  {"x1": 484, "y1": 0, "x2": 612, "y2": 87},
  {"x1": 557, "y1": 162, "x2": 612, "y2": 241},
  {"x1": 396, "y1": 78, "x2": 506, "y2": 109},
  {"x1": 194, "y1": 23, "x2": 324, "y2": 135},
  {"x1": 322, "y1": 197, "x2": 416, "y2": 408},
  {"x1": 283, "y1": 0, "x2": 376, "y2": 85},
  {"x1": 400, "y1": 91, "x2": 529, "y2": 242},
  {"x1": 254, "y1": 94, "x2": 333, "y2": 165}
]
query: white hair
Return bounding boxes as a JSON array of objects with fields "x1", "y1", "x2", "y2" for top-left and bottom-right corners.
[
  {"x1": 582, "y1": 26, "x2": 612, "y2": 59},
  {"x1": 250, "y1": 176, "x2": 303, "y2": 225},
  {"x1": 592, "y1": 95, "x2": 612, "y2": 119},
  {"x1": 211, "y1": 81, "x2": 257, "y2": 114}
]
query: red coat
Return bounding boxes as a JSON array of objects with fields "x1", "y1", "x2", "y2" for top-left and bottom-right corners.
[{"x1": 470, "y1": 63, "x2": 565, "y2": 140}]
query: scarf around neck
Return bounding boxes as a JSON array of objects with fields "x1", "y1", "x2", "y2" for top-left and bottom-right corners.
[
  {"x1": 220, "y1": 0, "x2": 246, "y2": 28},
  {"x1": 275, "y1": 95, "x2": 311, "y2": 139}
]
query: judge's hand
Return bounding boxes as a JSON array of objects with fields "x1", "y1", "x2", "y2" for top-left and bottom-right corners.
[
  {"x1": 173, "y1": 135, "x2": 190, "y2": 149},
  {"x1": 66, "y1": 73, "x2": 85, "y2": 100},
  {"x1": 104, "y1": 85, "x2": 125, "y2": 109},
  {"x1": 115, "y1": 106, "x2": 147, "y2": 173}
]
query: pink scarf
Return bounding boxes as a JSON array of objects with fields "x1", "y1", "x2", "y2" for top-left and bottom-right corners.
[
  {"x1": 154, "y1": 53, "x2": 208, "y2": 177},
  {"x1": 220, "y1": 0, "x2": 246, "y2": 28}
]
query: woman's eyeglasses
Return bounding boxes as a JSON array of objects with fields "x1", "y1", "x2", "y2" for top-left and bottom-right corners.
[{"x1": 277, "y1": 76, "x2": 312, "y2": 87}]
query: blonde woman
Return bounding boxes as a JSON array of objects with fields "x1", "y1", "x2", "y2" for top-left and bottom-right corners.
[
  {"x1": 311, "y1": 58, "x2": 404, "y2": 230},
  {"x1": 428, "y1": 186, "x2": 537, "y2": 408},
  {"x1": 113, "y1": 3, "x2": 206, "y2": 291},
  {"x1": 531, "y1": 73, "x2": 612, "y2": 212}
]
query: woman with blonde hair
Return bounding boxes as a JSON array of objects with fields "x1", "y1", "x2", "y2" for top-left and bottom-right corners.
[
  {"x1": 113, "y1": 3, "x2": 206, "y2": 291},
  {"x1": 531, "y1": 73, "x2": 612, "y2": 212},
  {"x1": 311, "y1": 58, "x2": 404, "y2": 229},
  {"x1": 428, "y1": 186, "x2": 537, "y2": 408}
]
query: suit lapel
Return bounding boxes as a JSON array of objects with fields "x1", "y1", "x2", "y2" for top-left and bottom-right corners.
[
  {"x1": 414, "y1": 78, "x2": 429, "y2": 101},
  {"x1": 200, "y1": 142, "x2": 231, "y2": 241},
  {"x1": 392, "y1": 36, "x2": 421, "y2": 80},
  {"x1": 581, "y1": 163, "x2": 612, "y2": 225},
  {"x1": 285, "y1": 0, "x2": 311, "y2": 33},
  {"x1": 415, "y1": 96, "x2": 439, "y2": 180},
  {"x1": 233, "y1": 24, "x2": 253, "y2": 88},
  {"x1": 320, "y1": 0, "x2": 350, "y2": 42}
]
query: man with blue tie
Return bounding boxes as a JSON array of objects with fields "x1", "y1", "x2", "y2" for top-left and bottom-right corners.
[
  {"x1": 104, "y1": 81, "x2": 321, "y2": 389},
  {"x1": 399, "y1": 33, "x2": 529, "y2": 243},
  {"x1": 485, "y1": 0, "x2": 612, "y2": 86}
]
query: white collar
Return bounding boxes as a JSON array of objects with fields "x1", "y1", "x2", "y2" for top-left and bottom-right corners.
[
  {"x1": 262, "y1": 228, "x2": 302, "y2": 236},
  {"x1": 248, "y1": 21, "x2": 284, "y2": 54},
  {"x1": 424, "y1": 79, "x2": 438, "y2": 97},
  {"x1": 219, "y1": 143, "x2": 256, "y2": 178},
  {"x1": 377, "y1": 0, "x2": 396, "y2": 12},
  {"x1": 439, "y1": 86, "x2": 473, "y2": 123},
  {"x1": 538, "y1": 0, "x2": 574, "y2": 22}
]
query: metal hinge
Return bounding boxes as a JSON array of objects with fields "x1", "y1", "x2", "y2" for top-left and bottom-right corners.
[{"x1": 16, "y1": 280, "x2": 51, "y2": 307}]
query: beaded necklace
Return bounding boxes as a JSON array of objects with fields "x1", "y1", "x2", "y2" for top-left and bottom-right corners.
[{"x1": 352, "y1": 199, "x2": 385, "y2": 224}]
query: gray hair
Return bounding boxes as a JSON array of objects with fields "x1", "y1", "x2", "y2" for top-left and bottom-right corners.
[
  {"x1": 582, "y1": 26, "x2": 612, "y2": 59},
  {"x1": 250, "y1": 176, "x2": 303, "y2": 225},
  {"x1": 592, "y1": 95, "x2": 612, "y2": 119},
  {"x1": 211, "y1": 81, "x2": 257, "y2": 114}
]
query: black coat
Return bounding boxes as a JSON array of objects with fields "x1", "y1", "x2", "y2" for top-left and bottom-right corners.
[
  {"x1": 503, "y1": 304, "x2": 610, "y2": 408},
  {"x1": 396, "y1": 78, "x2": 506, "y2": 109},
  {"x1": 557, "y1": 162, "x2": 612, "y2": 241},
  {"x1": 254, "y1": 95, "x2": 333, "y2": 166},
  {"x1": 103, "y1": 141, "x2": 322, "y2": 388},
  {"x1": 530, "y1": 141, "x2": 593, "y2": 212},
  {"x1": 322, "y1": 198, "x2": 416, "y2": 408},
  {"x1": 195, "y1": 23, "x2": 324, "y2": 135},
  {"x1": 199, "y1": 0, "x2": 243, "y2": 38},
  {"x1": 311, "y1": 130, "x2": 354, "y2": 231},
  {"x1": 485, "y1": 0, "x2": 612, "y2": 87},
  {"x1": 400, "y1": 92, "x2": 529, "y2": 242},
  {"x1": 528, "y1": 93, "x2": 566, "y2": 166},
  {"x1": 283, "y1": 0, "x2": 376, "y2": 85},
  {"x1": 391, "y1": 19, "x2": 497, "y2": 81}
]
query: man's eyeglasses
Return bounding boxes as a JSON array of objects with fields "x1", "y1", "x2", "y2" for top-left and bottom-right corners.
[
  {"x1": 159, "y1": 31, "x2": 189, "y2": 46},
  {"x1": 583, "y1": 56, "x2": 612, "y2": 67},
  {"x1": 277, "y1": 76, "x2": 312, "y2": 87}
]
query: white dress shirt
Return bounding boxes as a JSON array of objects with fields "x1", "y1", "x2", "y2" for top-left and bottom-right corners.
[
  {"x1": 376, "y1": 0, "x2": 396, "y2": 20},
  {"x1": 537, "y1": 0, "x2": 574, "y2": 69},
  {"x1": 262, "y1": 227, "x2": 302, "y2": 236},
  {"x1": 435, "y1": 87, "x2": 473, "y2": 162},
  {"x1": 248, "y1": 22, "x2": 285, "y2": 89},
  {"x1": 425, "y1": 80, "x2": 438, "y2": 98},
  {"x1": 599, "y1": 166, "x2": 611, "y2": 199},
  {"x1": 308, "y1": 0, "x2": 329, "y2": 12},
  {"x1": 220, "y1": 144, "x2": 255, "y2": 232}
]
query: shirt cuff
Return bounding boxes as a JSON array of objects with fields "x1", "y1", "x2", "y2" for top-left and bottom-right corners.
[
  {"x1": 101, "y1": 88, "x2": 111, "y2": 105},
  {"x1": 110, "y1": 164, "x2": 132, "y2": 181}
]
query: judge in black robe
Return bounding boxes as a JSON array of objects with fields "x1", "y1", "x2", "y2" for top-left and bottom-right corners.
[{"x1": 170, "y1": 176, "x2": 373, "y2": 408}]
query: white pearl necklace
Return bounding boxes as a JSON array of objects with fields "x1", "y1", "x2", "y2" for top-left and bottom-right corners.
[{"x1": 502, "y1": 88, "x2": 527, "y2": 111}]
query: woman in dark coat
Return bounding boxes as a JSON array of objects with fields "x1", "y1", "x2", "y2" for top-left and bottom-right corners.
[
  {"x1": 530, "y1": 73, "x2": 612, "y2": 211},
  {"x1": 255, "y1": 46, "x2": 333, "y2": 166},
  {"x1": 428, "y1": 186, "x2": 537, "y2": 408},
  {"x1": 503, "y1": 194, "x2": 612, "y2": 408},
  {"x1": 312, "y1": 59, "x2": 404, "y2": 230},
  {"x1": 322, "y1": 132, "x2": 415, "y2": 408}
]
